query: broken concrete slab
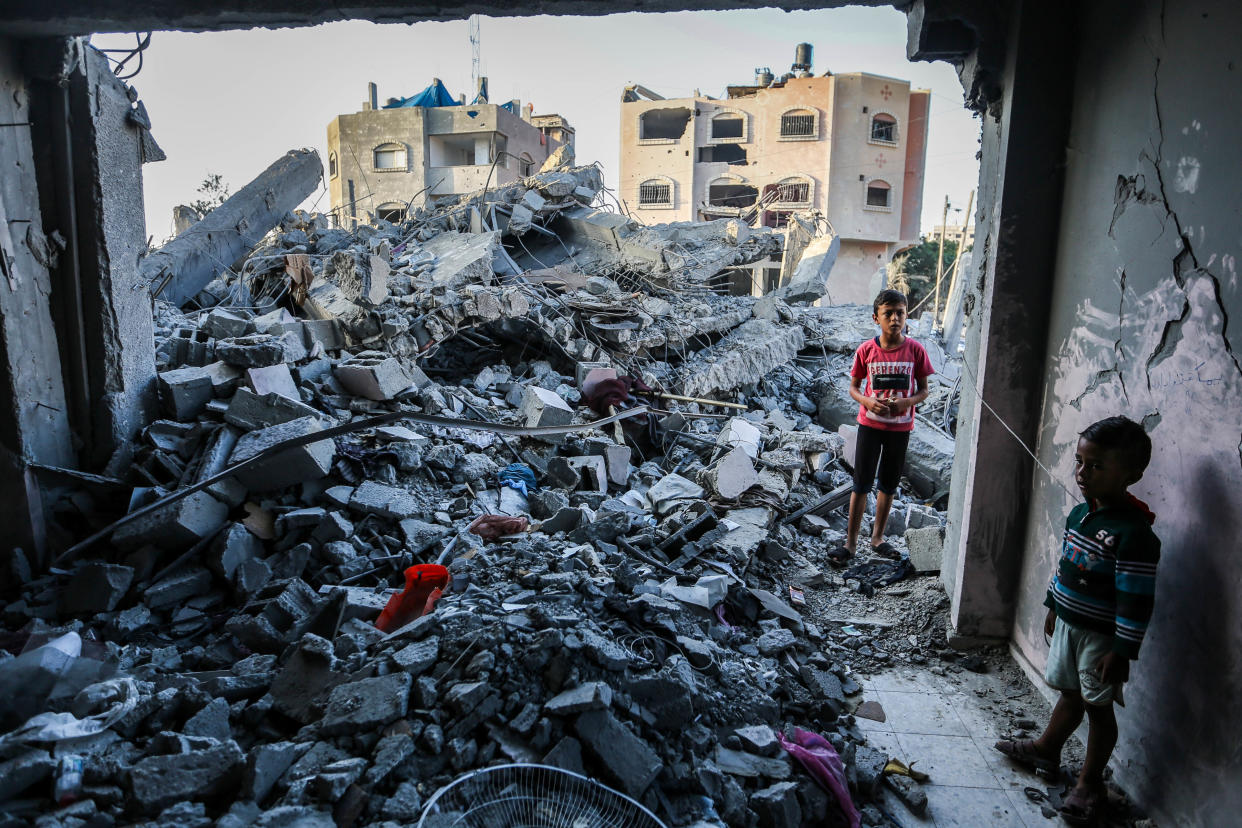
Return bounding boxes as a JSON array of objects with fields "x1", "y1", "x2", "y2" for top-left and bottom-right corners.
[
  {"x1": 228, "y1": 416, "x2": 335, "y2": 491},
  {"x1": 63, "y1": 562, "x2": 134, "y2": 614},
  {"x1": 129, "y1": 740, "x2": 245, "y2": 813},
  {"x1": 334, "y1": 352, "x2": 421, "y2": 400},
  {"x1": 706, "y1": 446, "x2": 758, "y2": 500},
  {"x1": 320, "y1": 672, "x2": 412, "y2": 736},
  {"x1": 157, "y1": 366, "x2": 215, "y2": 420},
  {"x1": 678, "y1": 318, "x2": 805, "y2": 398},
  {"x1": 112, "y1": 490, "x2": 228, "y2": 550},
  {"x1": 905, "y1": 525, "x2": 945, "y2": 573},
  {"x1": 575, "y1": 709, "x2": 662, "y2": 799}
]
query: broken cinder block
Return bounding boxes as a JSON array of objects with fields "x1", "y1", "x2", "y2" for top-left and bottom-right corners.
[
  {"x1": 228, "y1": 416, "x2": 335, "y2": 491},
  {"x1": 334, "y1": 352, "x2": 421, "y2": 400}
]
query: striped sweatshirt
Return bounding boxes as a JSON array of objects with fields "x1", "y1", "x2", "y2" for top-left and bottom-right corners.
[{"x1": 1044, "y1": 496, "x2": 1161, "y2": 659}]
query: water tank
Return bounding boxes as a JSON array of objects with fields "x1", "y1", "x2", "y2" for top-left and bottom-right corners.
[
  {"x1": 755, "y1": 67, "x2": 774, "y2": 86},
  {"x1": 793, "y1": 42, "x2": 813, "y2": 72}
]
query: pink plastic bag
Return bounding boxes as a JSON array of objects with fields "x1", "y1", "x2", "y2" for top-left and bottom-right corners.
[{"x1": 777, "y1": 727, "x2": 861, "y2": 828}]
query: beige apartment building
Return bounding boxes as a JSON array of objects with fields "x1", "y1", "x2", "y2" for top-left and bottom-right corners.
[
  {"x1": 932, "y1": 222, "x2": 975, "y2": 248},
  {"x1": 620, "y1": 50, "x2": 929, "y2": 302},
  {"x1": 327, "y1": 80, "x2": 572, "y2": 228}
]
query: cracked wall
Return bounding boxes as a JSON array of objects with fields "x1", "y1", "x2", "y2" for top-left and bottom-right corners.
[{"x1": 1011, "y1": 0, "x2": 1242, "y2": 822}]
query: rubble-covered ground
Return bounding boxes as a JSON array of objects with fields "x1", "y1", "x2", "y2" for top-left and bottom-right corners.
[{"x1": 0, "y1": 156, "x2": 1097, "y2": 828}]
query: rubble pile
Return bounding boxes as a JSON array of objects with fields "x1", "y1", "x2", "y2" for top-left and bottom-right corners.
[{"x1": 1, "y1": 154, "x2": 962, "y2": 827}]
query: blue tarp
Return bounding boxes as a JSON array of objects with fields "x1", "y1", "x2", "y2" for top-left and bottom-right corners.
[
  {"x1": 498, "y1": 101, "x2": 517, "y2": 114},
  {"x1": 383, "y1": 78, "x2": 460, "y2": 109}
]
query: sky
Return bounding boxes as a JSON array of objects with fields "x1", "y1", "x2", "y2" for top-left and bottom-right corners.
[{"x1": 92, "y1": 6, "x2": 981, "y2": 244}]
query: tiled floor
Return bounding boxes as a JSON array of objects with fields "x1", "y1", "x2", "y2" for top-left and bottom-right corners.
[{"x1": 854, "y1": 668, "x2": 1062, "y2": 827}]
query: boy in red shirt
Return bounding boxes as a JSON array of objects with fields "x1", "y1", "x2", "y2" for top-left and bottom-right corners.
[{"x1": 829, "y1": 289, "x2": 934, "y2": 564}]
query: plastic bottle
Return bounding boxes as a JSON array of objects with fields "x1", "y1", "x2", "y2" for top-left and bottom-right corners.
[{"x1": 54, "y1": 754, "x2": 84, "y2": 805}]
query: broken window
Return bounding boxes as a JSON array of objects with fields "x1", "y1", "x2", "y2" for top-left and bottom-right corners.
[
  {"x1": 373, "y1": 143, "x2": 407, "y2": 170},
  {"x1": 780, "y1": 109, "x2": 816, "y2": 138},
  {"x1": 328, "y1": 151, "x2": 338, "y2": 178},
  {"x1": 775, "y1": 177, "x2": 811, "y2": 204},
  {"x1": 707, "y1": 180, "x2": 758, "y2": 208},
  {"x1": 711, "y1": 113, "x2": 744, "y2": 140},
  {"x1": 871, "y1": 113, "x2": 897, "y2": 143},
  {"x1": 376, "y1": 202, "x2": 405, "y2": 224},
  {"x1": 697, "y1": 144, "x2": 748, "y2": 165},
  {"x1": 638, "y1": 179, "x2": 672, "y2": 205},
  {"x1": 640, "y1": 107, "x2": 691, "y2": 140},
  {"x1": 520, "y1": 153, "x2": 535, "y2": 177},
  {"x1": 762, "y1": 209, "x2": 793, "y2": 229},
  {"x1": 866, "y1": 180, "x2": 892, "y2": 208}
]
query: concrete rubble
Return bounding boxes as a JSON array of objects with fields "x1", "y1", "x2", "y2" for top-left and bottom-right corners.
[{"x1": 0, "y1": 153, "x2": 965, "y2": 828}]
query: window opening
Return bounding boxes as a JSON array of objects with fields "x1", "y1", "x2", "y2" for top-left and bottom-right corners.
[
  {"x1": 697, "y1": 144, "x2": 748, "y2": 164},
  {"x1": 871, "y1": 113, "x2": 897, "y2": 143},
  {"x1": 640, "y1": 107, "x2": 692, "y2": 140},
  {"x1": 376, "y1": 203, "x2": 405, "y2": 224},
  {"x1": 866, "y1": 180, "x2": 891, "y2": 207},
  {"x1": 711, "y1": 114, "x2": 744, "y2": 140},
  {"x1": 776, "y1": 180, "x2": 810, "y2": 203},
  {"x1": 373, "y1": 143, "x2": 407, "y2": 170},
  {"x1": 780, "y1": 111, "x2": 816, "y2": 138},
  {"x1": 708, "y1": 182, "x2": 758, "y2": 208},
  {"x1": 328, "y1": 151, "x2": 338, "y2": 178},
  {"x1": 638, "y1": 180, "x2": 672, "y2": 205}
]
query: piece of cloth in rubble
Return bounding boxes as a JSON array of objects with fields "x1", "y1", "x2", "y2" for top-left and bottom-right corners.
[
  {"x1": 842, "y1": 557, "x2": 912, "y2": 597},
  {"x1": 584, "y1": 375, "x2": 654, "y2": 415},
  {"x1": 777, "y1": 727, "x2": 861, "y2": 828},
  {"x1": 468, "y1": 514, "x2": 529, "y2": 541},
  {"x1": 498, "y1": 463, "x2": 538, "y2": 496},
  {"x1": 376, "y1": 564, "x2": 449, "y2": 633},
  {"x1": 0, "y1": 678, "x2": 142, "y2": 748}
]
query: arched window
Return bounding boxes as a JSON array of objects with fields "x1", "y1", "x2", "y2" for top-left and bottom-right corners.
[
  {"x1": 376, "y1": 202, "x2": 405, "y2": 224},
  {"x1": 373, "y1": 143, "x2": 407, "y2": 170},
  {"x1": 780, "y1": 108, "x2": 817, "y2": 139},
  {"x1": 870, "y1": 113, "x2": 897, "y2": 144},
  {"x1": 328, "y1": 151, "x2": 338, "y2": 178},
  {"x1": 774, "y1": 176, "x2": 812, "y2": 205},
  {"x1": 520, "y1": 153, "x2": 535, "y2": 177},
  {"x1": 708, "y1": 176, "x2": 757, "y2": 208},
  {"x1": 865, "y1": 179, "x2": 892, "y2": 209},
  {"x1": 710, "y1": 111, "x2": 745, "y2": 141},
  {"x1": 638, "y1": 178, "x2": 673, "y2": 206}
]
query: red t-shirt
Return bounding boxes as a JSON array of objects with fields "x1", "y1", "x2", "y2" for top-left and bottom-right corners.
[{"x1": 850, "y1": 336, "x2": 935, "y2": 432}]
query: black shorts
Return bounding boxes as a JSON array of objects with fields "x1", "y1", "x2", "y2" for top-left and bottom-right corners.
[{"x1": 852, "y1": 423, "x2": 910, "y2": 495}]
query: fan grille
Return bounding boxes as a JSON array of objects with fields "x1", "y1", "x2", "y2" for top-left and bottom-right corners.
[{"x1": 417, "y1": 763, "x2": 668, "y2": 828}]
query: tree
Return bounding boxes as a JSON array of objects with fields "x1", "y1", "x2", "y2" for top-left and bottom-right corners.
[
  {"x1": 188, "y1": 173, "x2": 231, "y2": 217},
  {"x1": 892, "y1": 236, "x2": 959, "y2": 315}
]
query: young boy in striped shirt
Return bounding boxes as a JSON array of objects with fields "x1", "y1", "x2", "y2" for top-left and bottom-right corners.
[{"x1": 996, "y1": 416, "x2": 1160, "y2": 825}]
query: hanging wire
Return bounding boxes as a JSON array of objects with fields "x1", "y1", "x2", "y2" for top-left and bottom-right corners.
[{"x1": 98, "y1": 32, "x2": 152, "y2": 81}]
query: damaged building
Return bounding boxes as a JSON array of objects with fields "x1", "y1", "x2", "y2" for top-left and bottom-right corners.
[
  {"x1": 0, "y1": 0, "x2": 1240, "y2": 826},
  {"x1": 620, "y1": 44, "x2": 929, "y2": 302},
  {"x1": 327, "y1": 78, "x2": 574, "y2": 228}
]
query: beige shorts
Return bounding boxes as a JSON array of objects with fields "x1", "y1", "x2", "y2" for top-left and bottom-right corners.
[{"x1": 1044, "y1": 618, "x2": 1124, "y2": 706}]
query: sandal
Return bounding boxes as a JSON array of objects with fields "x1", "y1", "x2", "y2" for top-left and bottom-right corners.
[
  {"x1": 1059, "y1": 784, "x2": 1105, "y2": 826},
  {"x1": 993, "y1": 739, "x2": 1059, "y2": 777},
  {"x1": 827, "y1": 546, "x2": 854, "y2": 568},
  {"x1": 871, "y1": 541, "x2": 902, "y2": 560}
]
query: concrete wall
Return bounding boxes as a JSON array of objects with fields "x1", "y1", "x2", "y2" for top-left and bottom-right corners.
[{"x1": 1010, "y1": 1, "x2": 1242, "y2": 822}]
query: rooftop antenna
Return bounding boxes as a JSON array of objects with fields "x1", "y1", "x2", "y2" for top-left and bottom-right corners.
[{"x1": 469, "y1": 15, "x2": 481, "y2": 98}]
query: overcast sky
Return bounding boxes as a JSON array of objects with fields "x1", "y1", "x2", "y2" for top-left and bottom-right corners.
[{"x1": 92, "y1": 6, "x2": 981, "y2": 244}]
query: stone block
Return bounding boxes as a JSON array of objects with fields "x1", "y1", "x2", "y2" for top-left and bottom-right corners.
[
  {"x1": 203, "y1": 308, "x2": 253, "y2": 340},
  {"x1": 244, "y1": 741, "x2": 306, "y2": 803},
  {"x1": 545, "y1": 682, "x2": 613, "y2": 715},
  {"x1": 718, "y1": 417, "x2": 763, "y2": 459},
  {"x1": 303, "y1": 319, "x2": 347, "y2": 352},
  {"x1": 905, "y1": 525, "x2": 944, "y2": 573},
  {"x1": 270, "y1": 634, "x2": 345, "y2": 724},
  {"x1": 906, "y1": 503, "x2": 943, "y2": 530},
  {"x1": 0, "y1": 748, "x2": 56, "y2": 801},
  {"x1": 567, "y1": 456, "x2": 607, "y2": 492},
  {"x1": 838, "y1": 424, "x2": 858, "y2": 468},
  {"x1": 314, "y1": 757, "x2": 367, "y2": 802},
  {"x1": 112, "y1": 491, "x2": 228, "y2": 550},
  {"x1": 157, "y1": 366, "x2": 214, "y2": 420},
  {"x1": 63, "y1": 563, "x2": 133, "y2": 614},
  {"x1": 129, "y1": 740, "x2": 245, "y2": 813},
  {"x1": 713, "y1": 747, "x2": 792, "y2": 779},
  {"x1": 334, "y1": 352, "x2": 418, "y2": 400},
  {"x1": 399, "y1": 518, "x2": 449, "y2": 553},
  {"x1": 224, "y1": 388, "x2": 321, "y2": 431},
  {"x1": 320, "y1": 672, "x2": 411, "y2": 736},
  {"x1": 391, "y1": 635, "x2": 440, "y2": 677},
  {"x1": 350, "y1": 480, "x2": 419, "y2": 520},
  {"x1": 204, "y1": 361, "x2": 244, "y2": 396},
  {"x1": 366, "y1": 732, "x2": 415, "y2": 786},
  {"x1": 756, "y1": 627, "x2": 796, "y2": 656},
  {"x1": 587, "y1": 440, "x2": 631, "y2": 487},
  {"x1": 751, "y1": 781, "x2": 802, "y2": 828},
  {"x1": 247, "y1": 363, "x2": 299, "y2": 400},
  {"x1": 228, "y1": 416, "x2": 335, "y2": 491},
  {"x1": 183, "y1": 697, "x2": 231, "y2": 740},
  {"x1": 521, "y1": 386, "x2": 573, "y2": 430},
  {"x1": 706, "y1": 446, "x2": 758, "y2": 500},
  {"x1": 214, "y1": 334, "x2": 287, "y2": 368},
  {"x1": 574, "y1": 710, "x2": 661, "y2": 799},
  {"x1": 144, "y1": 565, "x2": 213, "y2": 610}
]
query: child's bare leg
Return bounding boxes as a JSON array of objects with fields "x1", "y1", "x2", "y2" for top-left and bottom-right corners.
[
  {"x1": 870, "y1": 490, "x2": 894, "y2": 547},
  {"x1": 1076, "y1": 702, "x2": 1118, "y2": 790},
  {"x1": 1032, "y1": 691, "x2": 1085, "y2": 758},
  {"x1": 846, "y1": 491, "x2": 867, "y2": 552}
]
